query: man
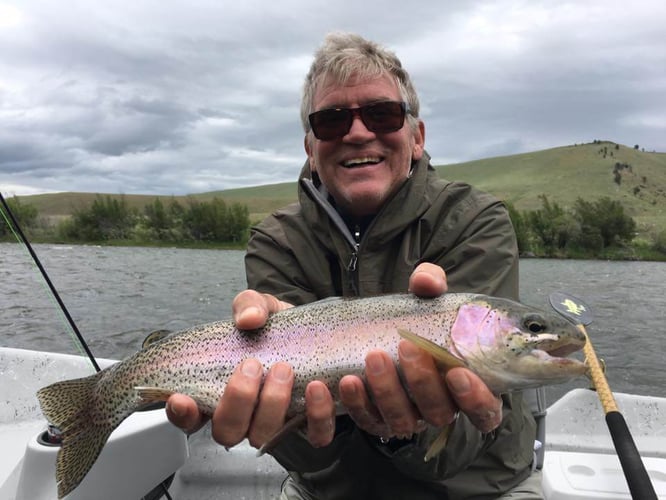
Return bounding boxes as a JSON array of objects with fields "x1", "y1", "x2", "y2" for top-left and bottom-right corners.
[{"x1": 168, "y1": 32, "x2": 541, "y2": 498}]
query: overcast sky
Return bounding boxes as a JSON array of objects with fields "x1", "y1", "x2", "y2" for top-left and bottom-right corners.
[{"x1": 1, "y1": 0, "x2": 664, "y2": 196}]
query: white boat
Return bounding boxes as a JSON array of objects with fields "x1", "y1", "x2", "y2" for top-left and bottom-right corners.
[{"x1": 1, "y1": 346, "x2": 665, "y2": 499}]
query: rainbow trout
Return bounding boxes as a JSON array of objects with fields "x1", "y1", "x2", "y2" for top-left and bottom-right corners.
[{"x1": 38, "y1": 293, "x2": 587, "y2": 498}]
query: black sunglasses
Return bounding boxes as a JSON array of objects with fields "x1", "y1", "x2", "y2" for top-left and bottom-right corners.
[{"x1": 308, "y1": 101, "x2": 409, "y2": 141}]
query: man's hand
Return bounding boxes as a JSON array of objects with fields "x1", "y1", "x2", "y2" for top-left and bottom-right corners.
[
  {"x1": 339, "y1": 262, "x2": 503, "y2": 437},
  {"x1": 167, "y1": 291, "x2": 292, "y2": 442},
  {"x1": 166, "y1": 290, "x2": 336, "y2": 448}
]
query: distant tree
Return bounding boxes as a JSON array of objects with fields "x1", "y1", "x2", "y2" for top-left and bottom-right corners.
[
  {"x1": 226, "y1": 202, "x2": 250, "y2": 242},
  {"x1": 634, "y1": 144, "x2": 640, "y2": 150},
  {"x1": 144, "y1": 198, "x2": 173, "y2": 240},
  {"x1": 527, "y1": 195, "x2": 580, "y2": 256},
  {"x1": 66, "y1": 195, "x2": 138, "y2": 240},
  {"x1": 573, "y1": 197, "x2": 636, "y2": 248},
  {"x1": 0, "y1": 196, "x2": 39, "y2": 237},
  {"x1": 183, "y1": 198, "x2": 214, "y2": 241}
]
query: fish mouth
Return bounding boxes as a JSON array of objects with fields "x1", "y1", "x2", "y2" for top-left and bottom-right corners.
[
  {"x1": 546, "y1": 344, "x2": 583, "y2": 358},
  {"x1": 531, "y1": 332, "x2": 586, "y2": 358}
]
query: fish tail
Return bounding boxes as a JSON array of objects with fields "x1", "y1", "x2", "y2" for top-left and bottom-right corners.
[{"x1": 37, "y1": 372, "x2": 116, "y2": 499}]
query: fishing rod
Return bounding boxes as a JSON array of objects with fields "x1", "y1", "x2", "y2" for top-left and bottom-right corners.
[
  {"x1": 0, "y1": 192, "x2": 101, "y2": 372},
  {"x1": 549, "y1": 291, "x2": 657, "y2": 500}
]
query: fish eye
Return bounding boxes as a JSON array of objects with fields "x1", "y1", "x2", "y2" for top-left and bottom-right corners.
[{"x1": 523, "y1": 314, "x2": 547, "y2": 334}]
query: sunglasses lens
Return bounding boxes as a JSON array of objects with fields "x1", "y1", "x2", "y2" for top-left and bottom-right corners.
[
  {"x1": 309, "y1": 102, "x2": 407, "y2": 140},
  {"x1": 309, "y1": 109, "x2": 351, "y2": 140},
  {"x1": 362, "y1": 102, "x2": 406, "y2": 133}
]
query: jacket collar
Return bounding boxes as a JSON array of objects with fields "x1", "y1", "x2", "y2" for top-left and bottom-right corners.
[{"x1": 297, "y1": 151, "x2": 438, "y2": 249}]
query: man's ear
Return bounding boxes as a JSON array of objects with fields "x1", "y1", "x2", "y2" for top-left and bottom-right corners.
[{"x1": 412, "y1": 120, "x2": 426, "y2": 160}]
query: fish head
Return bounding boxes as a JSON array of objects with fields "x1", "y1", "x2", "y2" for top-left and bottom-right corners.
[{"x1": 449, "y1": 296, "x2": 587, "y2": 393}]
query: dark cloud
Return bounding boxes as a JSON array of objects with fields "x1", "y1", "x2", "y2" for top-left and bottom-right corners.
[{"x1": 0, "y1": 0, "x2": 664, "y2": 195}]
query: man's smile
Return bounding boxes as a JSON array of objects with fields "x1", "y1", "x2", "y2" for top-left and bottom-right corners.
[{"x1": 341, "y1": 156, "x2": 383, "y2": 168}]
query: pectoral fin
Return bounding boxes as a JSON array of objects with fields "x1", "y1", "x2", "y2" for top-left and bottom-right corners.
[
  {"x1": 257, "y1": 414, "x2": 307, "y2": 457},
  {"x1": 424, "y1": 421, "x2": 455, "y2": 462},
  {"x1": 397, "y1": 329, "x2": 466, "y2": 370},
  {"x1": 135, "y1": 386, "x2": 176, "y2": 404}
]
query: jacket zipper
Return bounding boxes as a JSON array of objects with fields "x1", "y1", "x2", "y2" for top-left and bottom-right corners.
[
  {"x1": 347, "y1": 225, "x2": 361, "y2": 295},
  {"x1": 300, "y1": 178, "x2": 362, "y2": 295}
]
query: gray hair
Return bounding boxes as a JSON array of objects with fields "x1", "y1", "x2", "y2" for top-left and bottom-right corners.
[{"x1": 300, "y1": 32, "x2": 420, "y2": 134}]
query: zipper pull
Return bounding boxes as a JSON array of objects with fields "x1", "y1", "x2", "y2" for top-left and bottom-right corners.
[
  {"x1": 348, "y1": 224, "x2": 361, "y2": 272},
  {"x1": 348, "y1": 249, "x2": 358, "y2": 272}
]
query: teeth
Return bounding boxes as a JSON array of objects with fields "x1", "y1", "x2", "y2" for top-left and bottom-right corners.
[{"x1": 343, "y1": 157, "x2": 381, "y2": 167}]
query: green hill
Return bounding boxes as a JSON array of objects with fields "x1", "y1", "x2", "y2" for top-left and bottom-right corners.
[
  {"x1": 17, "y1": 141, "x2": 666, "y2": 239},
  {"x1": 436, "y1": 142, "x2": 665, "y2": 238}
]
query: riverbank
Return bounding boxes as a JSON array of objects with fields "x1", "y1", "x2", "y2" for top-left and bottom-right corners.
[{"x1": 3, "y1": 236, "x2": 665, "y2": 261}]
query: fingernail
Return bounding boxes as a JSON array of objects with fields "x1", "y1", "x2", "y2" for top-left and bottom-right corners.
[
  {"x1": 167, "y1": 401, "x2": 183, "y2": 418},
  {"x1": 309, "y1": 384, "x2": 326, "y2": 402},
  {"x1": 241, "y1": 359, "x2": 262, "y2": 378},
  {"x1": 399, "y1": 341, "x2": 421, "y2": 361},
  {"x1": 448, "y1": 370, "x2": 471, "y2": 395},
  {"x1": 238, "y1": 306, "x2": 262, "y2": 324},
  {"x1": 366, "y1": 354, "x2": 386, "y2": 376},
  {"x1": 272, "y1": 363, "x2": 292, "y2": 382}
]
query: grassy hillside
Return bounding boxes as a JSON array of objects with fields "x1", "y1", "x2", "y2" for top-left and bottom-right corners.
[
  {"x1": 436, "y1": 142, "x2": 666, "y2": 238},
  {"x1": 17, "y1": 141, "x2": 666, "y2": 238}
]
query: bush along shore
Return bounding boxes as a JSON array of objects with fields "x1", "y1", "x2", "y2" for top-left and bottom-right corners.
[{"x1": 2, "y1": 193, "x2": 665, "y2": 261}]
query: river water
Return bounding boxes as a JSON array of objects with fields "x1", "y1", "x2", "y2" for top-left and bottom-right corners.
[{"x1": 1, "y1": 243, "x2": 664, "y2": 403}]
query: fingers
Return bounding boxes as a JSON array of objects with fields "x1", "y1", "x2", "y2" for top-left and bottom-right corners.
[
  {"x1": 166, "y1": 393, "x2": 208, "y2": 434},
  {"x1": 210, "y1": 360, "x2": 302, "y2": 450},
  {"x1": 305, "y1": 381, "x2": 336, "y2": 447},
  {"x1": 339, "y1": 374, "x2": 391, "y2": 437},
  {"x1": 398, "y1": 340, "x2": 456, "y2": 427},
  {"x1": 247, "y1": 362, "x2": 295, "y2": 448},
  {"x1": 211, "y1": 360, "x2": 336, "y2": 450},
  {"x1": 340, "y1": 346, "x2": 502, "y2": 439},
  {"x1": 232, "y1": 290, "x2": 293, "y2": 330},
  {"x1": 365, "y1": 350, "x2": 421, "y2": 438},
  {"x1": 446, "y1": 367, "x2": 503, "y2": 433},
  {"x1": 211, "y1": 359, "x2": 264, "y2": 447},
  {"x1": 408, "y1": 263, "x2": 448, "y2": 298},
  {"x1": 341, "y1": 351, "x2": 422, "y2": 438}
]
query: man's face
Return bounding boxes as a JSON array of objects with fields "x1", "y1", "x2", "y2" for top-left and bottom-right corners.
[{"x1": 305, "y1": 74, "x2": 425, "y2": 217}]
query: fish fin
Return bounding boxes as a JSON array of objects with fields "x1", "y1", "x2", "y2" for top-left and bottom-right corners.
[
  {"x1": 37, "y1": 372, "x2": 117, "y2": 499},
  {"x1": 257, "y1": 414, "x2": 307, "y2": 457},
  {"x1": 397, "y1": 328, "x2": 466, "y2": 370},
  {"x1": 141, "y1": 329, "x2": 172, "y2": 348},
  {"x1": 135, "y1": 386, "x2": 176, "y2": 405},
  {"x1": 423, "y1": 424, "x2": 453, "y2": 462}
]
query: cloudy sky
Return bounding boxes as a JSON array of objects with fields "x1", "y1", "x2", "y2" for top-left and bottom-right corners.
[{"x1": 1, "y1": 0, "x2": 664, "y2": 196}]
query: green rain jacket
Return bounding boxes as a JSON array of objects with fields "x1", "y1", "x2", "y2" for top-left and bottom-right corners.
[{"x1": 245, "y1": 152, "x2": 537, "y2": 499}]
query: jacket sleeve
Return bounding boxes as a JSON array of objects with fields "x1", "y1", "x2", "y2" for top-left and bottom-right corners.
[
  {"x1": 428, "y1": 186, "x2": 519, "y2": 300},
  {"x1": 245, "y1": 212, "x2": 320, "y2": 305}
]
